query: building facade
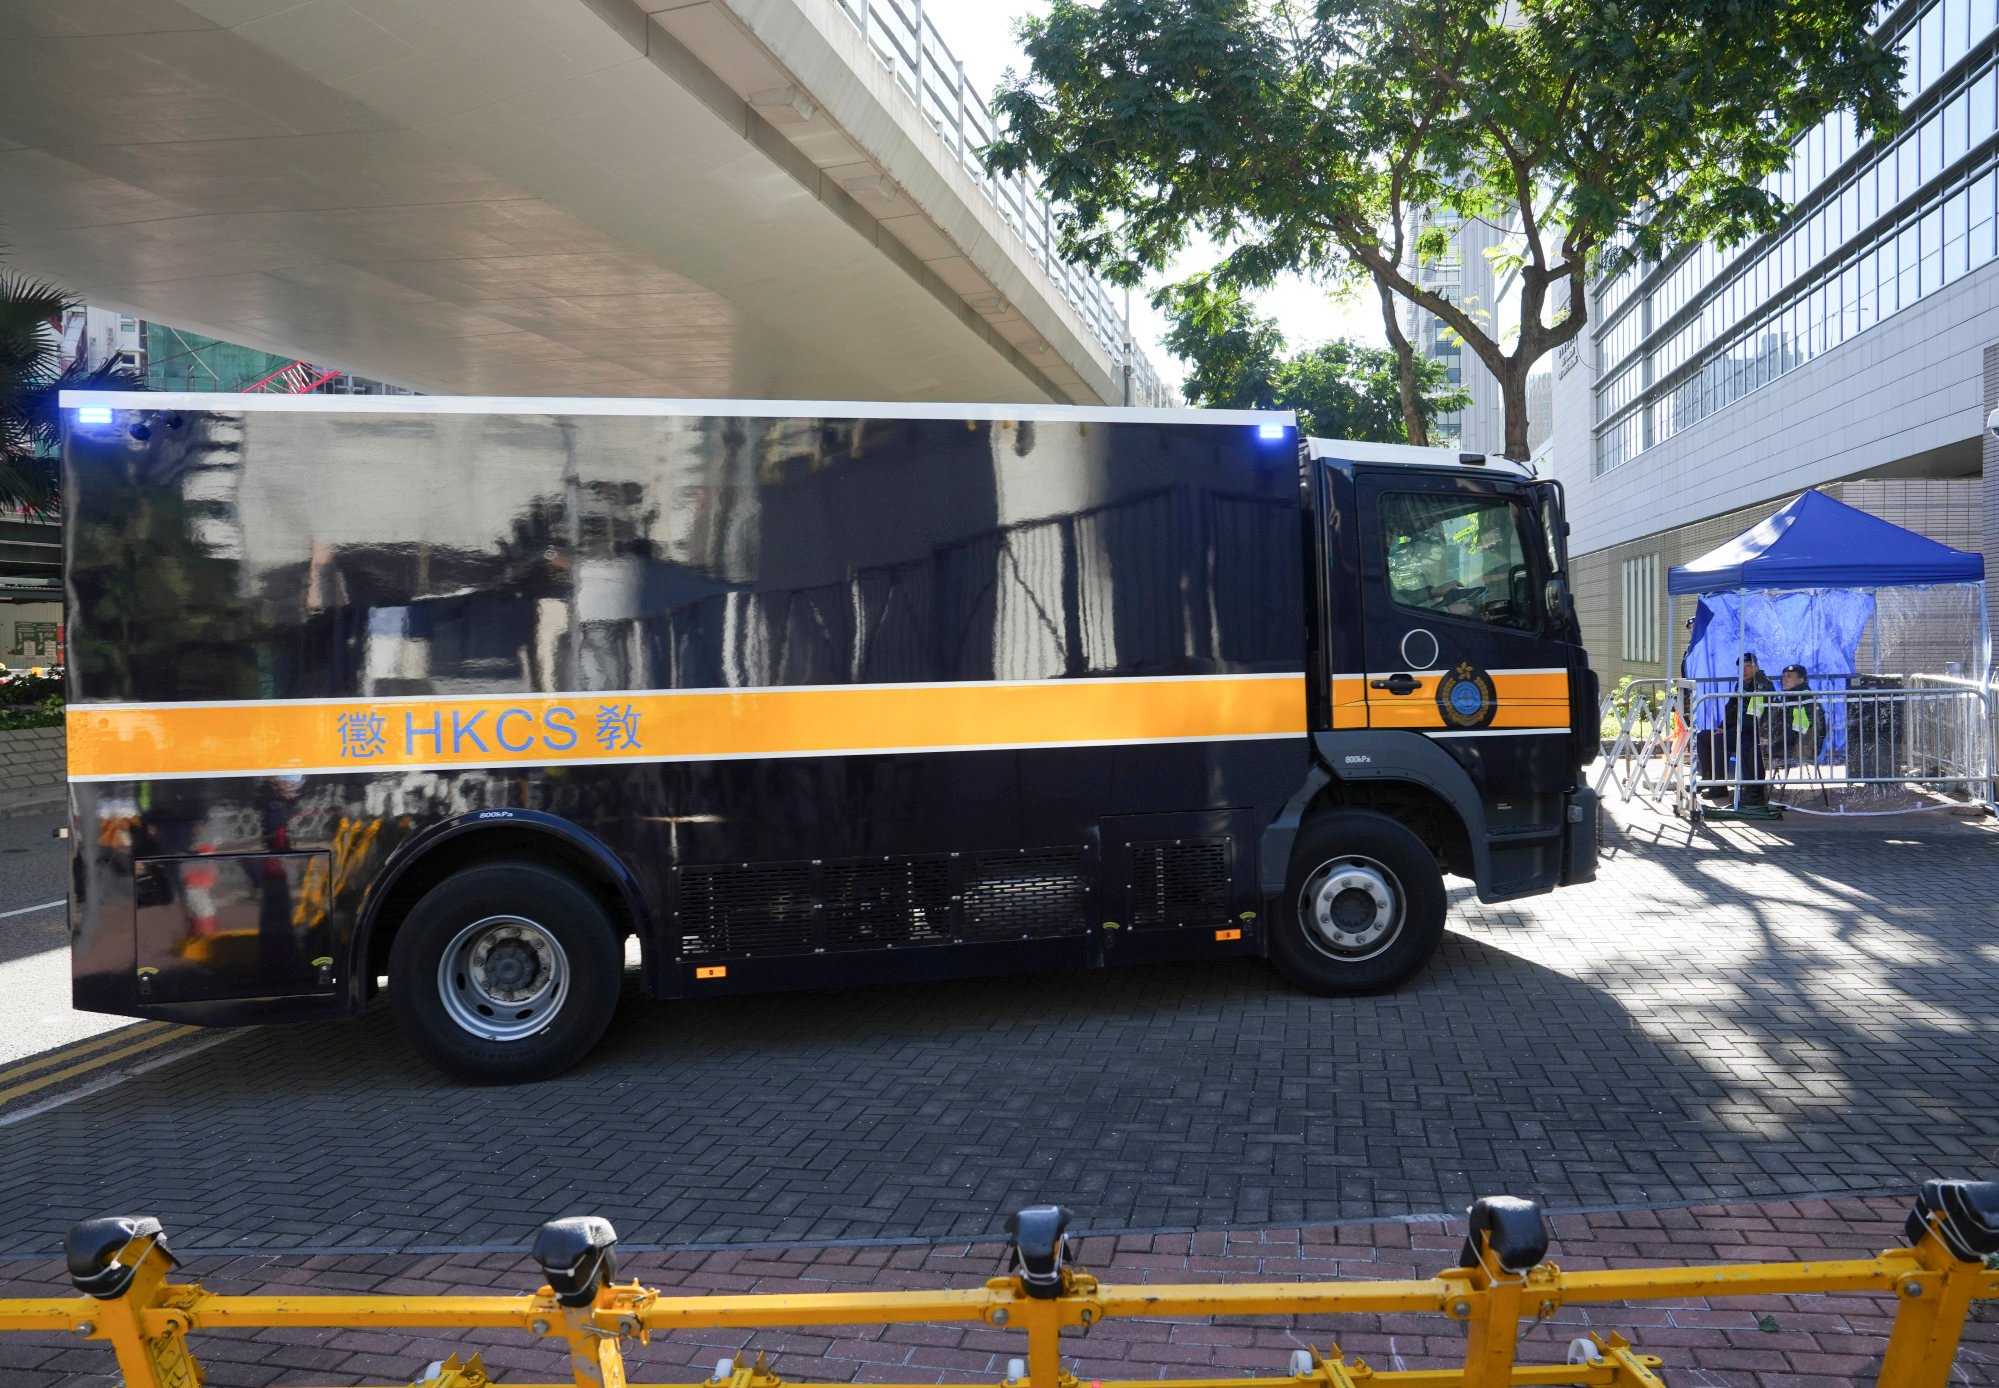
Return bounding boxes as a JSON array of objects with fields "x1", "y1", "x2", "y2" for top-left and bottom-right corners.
[{"x1": 1537, "y1": 0, "x2": 1999, "y2": 691}]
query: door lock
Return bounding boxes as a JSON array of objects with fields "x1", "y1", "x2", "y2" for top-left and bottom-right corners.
[{"x1": 1370, "y1": 673, "x2": 1422, "y2": 695}]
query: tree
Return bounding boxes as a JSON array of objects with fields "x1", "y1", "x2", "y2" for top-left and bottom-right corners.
[
  {"x1": 987, "y1": 0, "x2": 1899, "y2": 458},
  {"x1": 1158, "y1": 278, "x2": 1467, "y2": 441},
  {"x1": 0, "y1": 267, "x2": 144, "y2": 513}
]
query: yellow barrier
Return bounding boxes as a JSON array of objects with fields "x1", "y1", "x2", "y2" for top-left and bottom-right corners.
[{"x1": 2, "y1": 1183, "x2": 1995, "y2": 1388}]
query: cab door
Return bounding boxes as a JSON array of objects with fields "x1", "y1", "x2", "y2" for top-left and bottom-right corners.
[{"x1": 1352, "y1": 470, "x2": 1575, "y2": 836}]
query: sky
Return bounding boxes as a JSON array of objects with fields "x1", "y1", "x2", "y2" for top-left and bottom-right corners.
[{"x1": 930, "y1": 0, "x2": 1386, "y2": 396}]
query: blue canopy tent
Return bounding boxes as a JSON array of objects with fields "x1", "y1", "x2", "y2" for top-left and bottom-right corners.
[
  {"x1": 1668, "y1": 489, "x2": 1984, "y2": 593},
  {"x1": 1667, "y1": 490, "x2": 1988, "y2": 756}
]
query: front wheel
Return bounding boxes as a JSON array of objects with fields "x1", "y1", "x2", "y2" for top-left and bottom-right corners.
[
  {"x1": 388, "y1": 863, "x2": 622, "y2": 1083},
  {"x1": 1269, "y1": 811, "x2": 1447, "y2": 995}
]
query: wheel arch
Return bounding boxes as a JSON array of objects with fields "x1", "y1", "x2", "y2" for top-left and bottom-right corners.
[
  {"x1": 349, "y1": 811, "x2": 650, "y2": 1013},
  {"x1": 1258, "y1": 732, "x2": 1489, "y2": 895}
]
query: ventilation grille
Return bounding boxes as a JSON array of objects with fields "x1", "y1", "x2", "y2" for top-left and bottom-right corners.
[
  {"x1": 678, "y1": 849, "x2": 1086, "y2": 957},
  {"x1": 822, "y1": 859, "x2": 954, "y2": 950},
  {"x1": 1128, "y1": 839, "x2": 1231, "y2": 931},
  {"x1": 679, "y1": 862, "x2": 816, "y2": 957},
  {"x1": 962, "y1": 848, "x2": 1087, "y2": 940}
]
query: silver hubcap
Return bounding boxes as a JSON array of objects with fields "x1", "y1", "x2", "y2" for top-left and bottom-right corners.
[
  {"x1": 1297, "y1": 856, "x2": 1403, "y2": 961},
  {"x1": 437, "y1": 915, "x2": 569, "y2": 1042}
]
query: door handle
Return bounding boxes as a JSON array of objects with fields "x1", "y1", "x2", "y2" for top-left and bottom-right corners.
[{"x1": 1370, "y1": 673, "x2": 1422, "y2": 695}]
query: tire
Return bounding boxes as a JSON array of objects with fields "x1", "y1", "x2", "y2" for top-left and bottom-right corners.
[
  {"x1": 1268, "y1": 810, "x2": 1447, "y2": 995},
  {"x1": 388, "y1": 863, "x2": 622, "y2": 1083}
]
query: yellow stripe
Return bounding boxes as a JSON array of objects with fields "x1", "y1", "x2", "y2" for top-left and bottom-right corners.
[
  {"x1": 0, "y1": 1021, "x2": 173, "y2": 1088},
  {"x1": 68, "y1": 677, "x2": 1309, "y2": 781},
  {"x1": 1360, "y1": 670, "x2": 1571, "y2": 731},
  {"x1": 0, "y1": 1026, "x2": 200, "y2": 1108}
]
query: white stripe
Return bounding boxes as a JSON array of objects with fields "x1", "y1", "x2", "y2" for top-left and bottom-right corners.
[
  {"x1": 1428, "y1": 727, "x2": 1569, "y2": 738},
  {"x1": 1356, "y1": 668, "x2": 1568, "y2": 680},
  {"x1": 71, "y1": 671, "x2": 1308, "y2": 716},
  {"x1": 0, "y1": 898, "x2": 63, "y2": 920},
  {"x1": 66, "y1": 730, "x2": 1304, "y2": 784},
  {"x1": 60, "y1": 391, "x2": 1294, "y2": 430}
]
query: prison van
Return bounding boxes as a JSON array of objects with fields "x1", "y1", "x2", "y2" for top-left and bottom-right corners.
[{"x1": 61, "y1": 394, "x2": 1598, "y2": 1081}]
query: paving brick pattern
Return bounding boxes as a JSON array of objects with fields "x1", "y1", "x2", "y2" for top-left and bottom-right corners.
[
  {"x1": 0, "y1": 725, "x2": 64, "y2": 812},
  {"x1": 0, "y1": 805, "x2": 1995, "y2": 1259},
  {"x1": 3, "y1": 1195, "x2": 1995, "y2": 1387}
]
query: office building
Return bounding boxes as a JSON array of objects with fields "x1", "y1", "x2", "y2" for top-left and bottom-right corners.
[{"x1": 1535, "y1": 0, "x2": 1999, "y2": 689}]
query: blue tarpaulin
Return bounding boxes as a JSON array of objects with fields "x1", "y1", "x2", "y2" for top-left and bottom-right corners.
[
  {"x1": 1683, "y1": 591, "x2": 1877, "y2": 746},
  {"x1": 1667, "y1": 489, "x2": 1984, "y2": 594}
]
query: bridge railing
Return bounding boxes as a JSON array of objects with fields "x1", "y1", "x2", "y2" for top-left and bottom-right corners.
[
  {"x1": 831, "y1": 0, "x2": 1172, "y2": 408},
  {"x1": 4, "y1": 1182, "x2": 1995, "y2": 1387}
]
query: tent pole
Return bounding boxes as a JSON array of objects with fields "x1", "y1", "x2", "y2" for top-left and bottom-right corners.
[
  {"x1": 1734, "y1": 595, "x2": 1746, "y2": 811},
  {"x1": 1871, "y1": 589, "x2": 1880, "y2": 674},
  {"x1": 1980, "y1": 581, "x2": 1993, "y2": 811}
]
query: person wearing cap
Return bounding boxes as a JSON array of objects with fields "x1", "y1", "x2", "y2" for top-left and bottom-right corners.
[
  {"x1": 1723, "y1": 651, "x2": 1775, "y2": 804},
  {"x1": 1769, "y1": 662, "x2": 1824, "y2": 769}
]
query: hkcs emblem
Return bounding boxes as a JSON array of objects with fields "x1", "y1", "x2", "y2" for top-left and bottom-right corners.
[{"x1": 1434, "y1": 660, "x2": 1497, "y2": 729}]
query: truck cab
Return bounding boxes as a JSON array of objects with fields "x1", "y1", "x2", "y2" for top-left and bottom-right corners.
[{"x1": 1300, "y1": 438, "x2": 1597, "y2": 909}]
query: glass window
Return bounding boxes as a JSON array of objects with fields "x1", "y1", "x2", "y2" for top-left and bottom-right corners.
[
  {"x1": 1977, "y1": 0, "x2": 1999, "y2": 42},
  {"x1": 1975, "y1": 68, "x2": 1997, "y2": 144},
  {"x1": 1946, "y1": 90, "x2": 1969, "y2": 165},
  {"x1": 1921, "y1": 110, "x2": 1942, "y2": 184},
  {"x1": 1945, "y1": 0, "x2": 1970, "y2": 67},
  {"x1": 1972, "y1": 169, "x2": 1997, "y2": 267},
  {"x1": 1944, "y1": 187, "x2": 1970, "y2": 280},
  {"x1": 1900, "y1": 135, "x2": 1920, "y2": 203},
  {"x1": 1921, "y1": 205, "x2": 1943, "y2": 294},
  {"x1": 1899, "y1": 222, "x2": 1921, "y2": 305},
  {"x1": 1861, "y1": 164, "x2": 1879, "y2": 225},
  {"x1": 1920, "y1": 8, "x2": 1941, "y2": 90},
  {"x1": 1859, "y1": 251, "x2": 1879, "y2": 329},
  {"x1": 1380, "y1": 493, "x2": 1540, "y2": 632}
]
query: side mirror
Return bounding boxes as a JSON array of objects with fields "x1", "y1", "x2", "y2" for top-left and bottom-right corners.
[{"x1": 1544, "y1": 576, "x2": 1574, "y2": 634}]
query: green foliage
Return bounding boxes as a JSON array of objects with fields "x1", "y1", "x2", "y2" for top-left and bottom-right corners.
[
  {"x1": 987, "y1": 0, "x2": 1899, "y2": 457},
  {"x1": 0, "y1": 264, "x2": 145, "y2": 513},
  {"x1": 1157, "y1": 277, "x2": 1466, "y2": 440},
  {"x1": 0, "y1": 693, "x2": 63, "y2": 731},
  {"x1": 0, "y1": 668, "x2": 62, "y2": 729},
  {"x1": 0, "y1": 667, "x2": 61, "y2": 706}
]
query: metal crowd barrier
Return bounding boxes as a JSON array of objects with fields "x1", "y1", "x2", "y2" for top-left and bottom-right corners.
[
  {"x1": 1684, "y1": 682, "x2": 1995, "y2": 812},
  {"x1": 3, "y1": 1184, "x2": 1996, "y2": 1388},
  {"x1": 1907, "y1": 673, "x2": 1999, "y2": 805},
  {"x1": 1595, "y1": 679, "x2": 1693, "y2": 806}
]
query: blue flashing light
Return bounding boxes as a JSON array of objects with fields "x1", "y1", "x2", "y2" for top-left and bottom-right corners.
[
  {"x1": 75, "y1": 407, "x2": 113, "y2": 425},
  {"x1": 1257, "y1": 421, "x2": 1288, "y2": 440}
]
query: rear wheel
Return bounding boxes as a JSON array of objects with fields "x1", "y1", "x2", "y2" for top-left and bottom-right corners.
[
  {"x1": 1269, "y1": 810, "x2": 1447, "y2": 994},
  {"x1": 388, "y1": 863, "x2": 621, "y2": 1083}
]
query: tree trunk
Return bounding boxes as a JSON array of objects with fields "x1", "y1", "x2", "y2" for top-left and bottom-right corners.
[
  {"x1": 1373, "y1": 274, "x2": 1426, "y2": 446},
  {"x1": 1498, "y1": 362, "x2": 1531, "y2": 461}
]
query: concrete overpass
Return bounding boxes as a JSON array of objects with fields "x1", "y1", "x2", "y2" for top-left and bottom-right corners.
[{"x1": 0, "y1": 0, "x2": 1165, "y2": 406}]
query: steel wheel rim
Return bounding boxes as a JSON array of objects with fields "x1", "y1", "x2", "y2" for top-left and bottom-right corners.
[
  {"x1": 1296, "y1": 855, "x2": 1404, "y2": 962},
  {"x1": 436, "y1": 914, "x2": 569, "y2": 1042}
]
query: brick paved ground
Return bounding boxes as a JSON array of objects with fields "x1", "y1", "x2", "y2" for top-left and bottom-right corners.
[
  {"x1": 0, "y1": 802, "x2": 1996, "y2": 1259},
  {"x1": 4, "y1": 1194, "x2": 1995, "y2": 1386}
]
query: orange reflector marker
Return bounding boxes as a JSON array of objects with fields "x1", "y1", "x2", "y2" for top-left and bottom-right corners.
[
  {"x1": 696, "y1": 966, "x2": 727, "y2": 980},
  {"x1": 1214, "y1": 928, "x2": 1242, "y2": 941}
]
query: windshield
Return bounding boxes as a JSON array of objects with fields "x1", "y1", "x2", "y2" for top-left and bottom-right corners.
[{"x1": 1381, "y1": 491, "x2": 1541, "y2": 632}]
